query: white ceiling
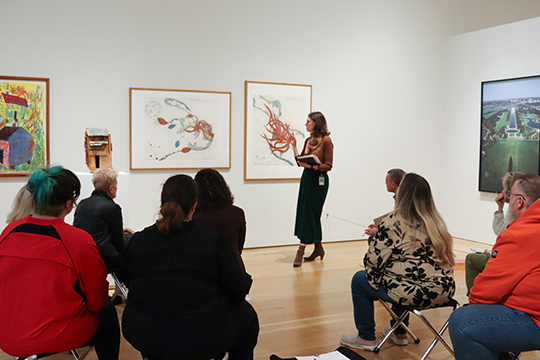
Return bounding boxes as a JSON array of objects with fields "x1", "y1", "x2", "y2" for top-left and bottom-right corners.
[{"x1": 422, "y1": 0, "x2": 540, "y2": 36}]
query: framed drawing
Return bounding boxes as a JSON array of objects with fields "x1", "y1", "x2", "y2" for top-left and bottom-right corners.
[
  {"x1": 244, "y1": 81, "x2": 312, "y2": 180},
  {"x1": 130, "y1": 88, "x2": 231, "y2": 170},
  {"x1": 0, "y1": 76, "x2": 49, "y2": 176},
  {"x1": 479, "y1": 75, "x2": 540, "y2": 192}
]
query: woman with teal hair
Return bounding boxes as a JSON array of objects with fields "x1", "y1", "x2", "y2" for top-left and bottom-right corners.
[{"x1": 0, "y1": 166, "x2": 120, "y2": 360}]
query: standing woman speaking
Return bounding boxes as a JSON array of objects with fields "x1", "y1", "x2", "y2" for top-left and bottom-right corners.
[{"x1": 291, "y1": 111, "x2": 334, "y2": 267}]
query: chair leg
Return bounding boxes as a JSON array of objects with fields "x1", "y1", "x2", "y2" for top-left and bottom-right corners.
[
  {"x1": 111, "y1": 273, "x2": 128, "y2": 299},
  {"x1": 378, "y1": 300, "x2": 419, "y2": 342},
  {"x1": 413, "y1": 301, "x2": 460, "y2": 360},
  {"x1": 414, "y1": 311, "x2": 453, "y2": 360},
  {"x1": 71, "y1": 349, "x2": 80, "y2": 360},
  {"x1": 71, "y1": 345, "x2": 93, "y2": 360},
  {"x1": 374, "y1": 303, "x2": 417, "y2": 353}
]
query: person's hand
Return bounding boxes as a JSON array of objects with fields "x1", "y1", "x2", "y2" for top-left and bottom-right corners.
[
  {"x1": 290, "y1": 132, "x2": 297, "y2": 147},
  {"x1": 495, "y1": 190, "x2": 506, "y2": 213},
  {"x1": 123, "y1": 228, "x2": 135, "y2": 235},
  {"x1": 298, "y1": 162, "x2": 311, "y2": 168},
  {"x1": 364, "y1": 224, "x2": 377, "y2": 236}
]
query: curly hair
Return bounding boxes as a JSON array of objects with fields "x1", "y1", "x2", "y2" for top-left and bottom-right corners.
[{"x1": 194, "y1": 169, "x2": 234, "y2": 211}]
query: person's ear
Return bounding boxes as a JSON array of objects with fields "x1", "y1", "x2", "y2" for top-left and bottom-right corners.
[
  {"x1": 186, "y1": 202, "x2": 198, "y2": 221},
  {"x1": 64, "y1": 200, "x2": 75, "y2": 215},
  {"x1": 517, "y1": 196, "x2": 527, "y2": 211}
]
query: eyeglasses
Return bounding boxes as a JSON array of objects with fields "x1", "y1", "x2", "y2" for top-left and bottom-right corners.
[{"x1": 507, "y1": 190, "x2": 525, "y2": 201}]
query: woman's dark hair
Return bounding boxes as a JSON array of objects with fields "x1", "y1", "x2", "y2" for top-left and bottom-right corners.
[
  {"x1": 156, "y1": 174, "x2": 198, "y2": 234},
  {"x1": 26, "y1": 165, "x2": 81, "y2": 216},
  {"x1": 308, "y1": 111, "x2": 330, "y2": 137},
  {"x1": 194, "y1": 168, "x2": 234, "y2": 211}
]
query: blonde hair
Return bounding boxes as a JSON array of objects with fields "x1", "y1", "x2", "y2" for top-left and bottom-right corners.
[
  {"x1": 92, "y1": 168, "x2": 118, "y2": 191},
  {"x1": 395, "y1": 173, "x2": 454, "y2": 266},
  {"x1": 6, "y1": 185, "x2": 33, "y2": 223}
]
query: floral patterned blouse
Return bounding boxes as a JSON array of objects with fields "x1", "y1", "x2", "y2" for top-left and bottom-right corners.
[{"x1": 364, "y1": 213, "x2": 455, "y2": 308}]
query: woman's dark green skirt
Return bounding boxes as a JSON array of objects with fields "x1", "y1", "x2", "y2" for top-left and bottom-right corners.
[{"x1": 294, "y1": 168, "x2": 329, "y2": 244}]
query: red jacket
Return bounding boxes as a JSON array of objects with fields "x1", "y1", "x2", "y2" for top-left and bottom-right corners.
[
  {"x1": 470, "y1": 198, "x2": 540, "y2": 327},
  {"x1": 0, "y1": 216, "x2": 108, "y2": 357}
]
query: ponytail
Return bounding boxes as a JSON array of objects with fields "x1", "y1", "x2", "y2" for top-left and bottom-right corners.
[
  {"x1": 27, "y1": 166, "x2": 60, "y2": 213},
  {"x1": 156, "y1": 174, "x2": 197, "y2": 235},
  {"x1": 156, "y1": 202, "x2": 186, "y2": 234},
  {"x1": 27, "y1": 166, "x2": 80, "y2": 216}
]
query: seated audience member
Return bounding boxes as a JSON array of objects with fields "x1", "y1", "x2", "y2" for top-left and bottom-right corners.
[
  {"x1": 492, "y1": 172, "x2": 523, "y2": 236},
  {"x1": 121, "y1": 174, "x2": 259, "y2": 360},
  {"x1": 0, "y1": 166, "x2": 120, "y2": 360},
  {"x1": 449, "y1": 174, "x2": 540, "y2": 360},
  {"x1": 194, "y1": 168, "x2": 247, "y2": 271},
  {"x1": 5, "y1": 184, "x2": 33, "y2": 223},
  {"x1": 341, "y1": 173, "x2": 455, "y2": 351},
  {"x1": 364, "y1": 168, "x2": 406, "y2": 236},
  {"x1": 74, "y1": 168, "x2": 133, "y2": 272},
  {"x1": 465, "y1": 171, "x2": 523, "y2": 294}
]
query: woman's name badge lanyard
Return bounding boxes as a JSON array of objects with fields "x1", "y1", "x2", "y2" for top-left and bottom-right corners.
[{"x1": 319, "y1": 173, "x2": 325, "y2": 186}]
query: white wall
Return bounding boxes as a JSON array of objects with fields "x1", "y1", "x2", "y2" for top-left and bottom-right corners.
[
  {"x1": 0, "y1": 0, "x2": 484, "y2": 247},
  {"x1": 442, "y1": 17, "x2": 540, "y2": 245}
]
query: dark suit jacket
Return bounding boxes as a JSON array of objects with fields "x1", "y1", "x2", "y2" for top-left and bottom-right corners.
[{"x1": 74, "y1": 189, "x2": 124, "y2": 258}]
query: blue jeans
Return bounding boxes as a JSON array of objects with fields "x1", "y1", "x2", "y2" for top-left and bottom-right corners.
[
  {"x1": 351, "y1": 270, "x2": 408, "y2": 341},
  {"x1": 449, "y1": 304, "x2": 540, "y2": 360}
]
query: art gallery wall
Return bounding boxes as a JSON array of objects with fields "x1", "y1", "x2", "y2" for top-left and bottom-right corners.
[
  {"x1": 441, "y1": 17, "x2": 540, "y2": 245},
  {"x1": 0, "y1": 0, "x2": 537, "y2": 248}
]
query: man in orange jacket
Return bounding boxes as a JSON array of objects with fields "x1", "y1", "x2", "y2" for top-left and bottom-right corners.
[{"x1": 449, "y1": 173, "x2": 540, "y2": 359}]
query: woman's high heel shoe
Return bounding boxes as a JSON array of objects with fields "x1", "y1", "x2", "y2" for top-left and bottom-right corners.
[
  {"x1": 293, "y1": 245, "x2": 305, "y2": 267},
  {"x1": 304, "y1": 242, "x2": 325, "y2": 261}
]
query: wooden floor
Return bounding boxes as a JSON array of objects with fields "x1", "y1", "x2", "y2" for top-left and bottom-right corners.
[{"x1": 1, "y1": 238, "x2": 539, "y2": 360}]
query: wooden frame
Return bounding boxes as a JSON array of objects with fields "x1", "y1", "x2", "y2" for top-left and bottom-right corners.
[
  {"x1": 244, "y1": 81, "x2": 312, "y2": 180},
  {"x1": 130, "y1": 87, "x2": 231, "y2": 170},
  {"x1": 0, "y1": 76, "x2": 49, "y2": 177}
]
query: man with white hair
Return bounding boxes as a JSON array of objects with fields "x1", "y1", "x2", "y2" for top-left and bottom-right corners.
[
  {"x1": 449, "y1": 173, "x2": 540, "y2": 359},
  {"x1": 74, "y1": 168, "x2": 133, "y2": 272}
]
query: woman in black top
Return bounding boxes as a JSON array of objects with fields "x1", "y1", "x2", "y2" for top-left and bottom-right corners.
[{"x1": 121, "y1": 174, "x2": 259, "y2": 360}]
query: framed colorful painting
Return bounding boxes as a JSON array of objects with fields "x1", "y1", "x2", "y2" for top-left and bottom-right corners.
[
  {"x1": 244, "y1": 81, "x2": 312, "y2": 180},
  {"x1": 479, "y1": 75, "x2": 540, "y2": 192},
  {"x1": 0, "y1": 76, "x2": 49, "y2": 176},
  {"x1": 130, "y1": 88, "x2": 231, "y2": 170}
]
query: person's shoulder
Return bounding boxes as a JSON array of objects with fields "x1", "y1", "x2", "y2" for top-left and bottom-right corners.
[
  {"x1": 74, "y1": 195, "x2": 92, "y2": 210},
  {"x1": 1, "y1": 216, "x2": 29, "y2": 237},
  {"x1": 322, "y1": 135, "x2": 333, "y2": 145},
  {"x1": 64, "y1": 221, "x2": 92, "y2": 234},
  {"x1": 381, "y1": 211, "x2": 398, "y2": 224},
  {"x1": 383, "y1": 213, "x2": 419, "y2": 234},
  {"x1": 189, "y1": 220, "x2": 220, "y2": 237},
  {"x1": 229, "y1": 204, "x2": 245, "y2": 214},
  {"x1": 133, "y1": 223, "x2": 159, "y2": 237},
  {"x1": 57, "y1": 221, "x2": 96, "y2": 246}
]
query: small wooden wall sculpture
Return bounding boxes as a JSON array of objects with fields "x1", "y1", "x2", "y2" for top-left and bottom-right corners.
[{"x1": 85, "y1": 127, "x2": 112, "y2": 172}]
